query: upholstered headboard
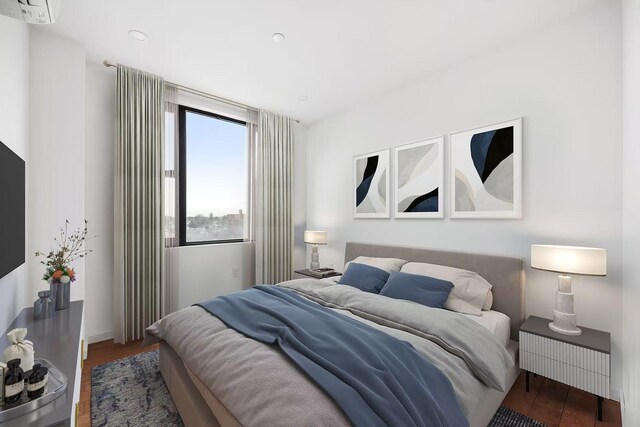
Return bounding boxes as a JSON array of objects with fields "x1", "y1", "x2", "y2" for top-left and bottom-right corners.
[{"x1": 344, "y1": 242, "x2": 525, "y2": 341}]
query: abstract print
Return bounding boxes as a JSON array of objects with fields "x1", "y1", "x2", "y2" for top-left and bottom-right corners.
[
  {"x1": 394, "y1": 137, "x2": 443, "y2": 218},
  {"x1": 354, "y1": 149, "x2": 390, "y2": 217},
  {"x1": 450, "y1": 119, "x2": 522, "y2": 218}
]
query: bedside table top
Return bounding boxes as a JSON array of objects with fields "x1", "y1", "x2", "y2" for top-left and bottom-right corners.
[
  {"x1": 295, "y1": 269, "x2": 342, "y2": 278},
  {"x1": 520, "y1": 316, "x2": 610, "y2": 354}
]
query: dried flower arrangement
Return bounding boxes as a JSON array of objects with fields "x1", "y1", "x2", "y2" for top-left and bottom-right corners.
[{"x1": 35, "y1": 220, "x2": 93, "y2": 285}]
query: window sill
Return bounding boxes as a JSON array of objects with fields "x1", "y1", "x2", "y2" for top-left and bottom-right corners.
[{"x1": 177, "y1": 239, "x2": 251, "y2": 248}]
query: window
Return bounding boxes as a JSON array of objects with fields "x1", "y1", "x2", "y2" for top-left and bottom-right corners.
[{"x1": 178, "y1": 106, "x2": 249, "y2": 245}]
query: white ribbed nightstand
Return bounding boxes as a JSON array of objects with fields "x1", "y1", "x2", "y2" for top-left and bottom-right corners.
[{"x1": 519, "y1": 316, "x2": 611, "y2": 421}]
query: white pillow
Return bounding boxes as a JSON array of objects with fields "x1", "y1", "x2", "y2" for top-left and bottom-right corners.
[
  {"x1": 483, "y1": 291, "x2": 493, "y2": 311},
  {"x1": 400, "y1": 262, "x2": 492, "y2": 316},
  {"x1": 344, "y1": 256, "x2": 408, "y2": 273}
]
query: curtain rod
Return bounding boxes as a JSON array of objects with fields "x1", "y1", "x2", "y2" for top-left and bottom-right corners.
[{"x1": 103, "y1": 60, "x2": 300, "y2": 123}]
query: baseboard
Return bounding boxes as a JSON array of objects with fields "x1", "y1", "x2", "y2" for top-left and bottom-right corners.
[{"x1": 88, "y1": 330, "x2": 114, "y2": 344}]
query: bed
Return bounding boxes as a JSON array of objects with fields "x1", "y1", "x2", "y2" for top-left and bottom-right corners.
[{"x1": 145, "y1": 242, "x2": 525, "y2": 427}]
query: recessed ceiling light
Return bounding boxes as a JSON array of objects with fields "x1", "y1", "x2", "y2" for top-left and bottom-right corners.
[
  {"x1": 298, "y1": 95, "x2": 308, "y2": 102},
  {"x1": 128, "y1": 30, "x2": 150, "y2": 42},
  {"x1": 272, "y1": 33, "x2": 285, "y2": 42}
]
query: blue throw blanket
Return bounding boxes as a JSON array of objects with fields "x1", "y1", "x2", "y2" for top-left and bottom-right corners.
[{"x1": 195, "y1": 285, "x2": 468, "y2": 427}]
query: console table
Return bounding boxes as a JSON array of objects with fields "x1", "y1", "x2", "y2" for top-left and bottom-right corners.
[{"x1": 0, "y1": 301, "x2": 84, "y2": 426}]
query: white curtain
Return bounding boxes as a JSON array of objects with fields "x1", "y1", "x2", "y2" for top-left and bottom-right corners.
[
  {"x1": 255, "y1": 110, "x2": 294, "y2": 284},
  {"x1": 114, "y1": 65, "x2": 166, "y2": 343},
  {"x1": 164, "y1": 84, "x2": 179, "y2": 313}
]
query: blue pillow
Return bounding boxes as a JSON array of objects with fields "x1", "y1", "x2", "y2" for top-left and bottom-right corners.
[
  {"x1": 380, "y1": 271, "x2": 453, "y2": 308},
  {"x1": 338, "y1": 263, "x2": 390, "y2": 293}
]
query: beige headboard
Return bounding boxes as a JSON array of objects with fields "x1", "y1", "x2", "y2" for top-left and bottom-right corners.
[{"x1": 344, "y1": 242, "x2": 525, "y2": 341}]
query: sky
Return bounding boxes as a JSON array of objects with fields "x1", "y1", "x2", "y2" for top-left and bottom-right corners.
[{"x1": 182, "y1": 110, "x2": 247, "y2": 217}]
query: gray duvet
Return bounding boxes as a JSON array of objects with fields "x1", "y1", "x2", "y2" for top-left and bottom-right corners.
[{"x1": 145, "y1": 279, "x2": 514, "y2": 426}]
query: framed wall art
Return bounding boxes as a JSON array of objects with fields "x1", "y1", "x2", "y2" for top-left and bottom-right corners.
[
  {"x1": 449, "y1": 118, "x2": 522, "y2": 218},
  {"x1": 394, "y1": 136, "x2": 444, "y2": 218},
  {"x1": 354, "y1": 149, "x2": 390, "y2": 218}
]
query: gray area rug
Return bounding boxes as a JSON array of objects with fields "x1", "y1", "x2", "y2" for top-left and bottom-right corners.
[
  {"x1": 92, "y1": 349, "x2": 544, "y2": 427},
  {"x1": 91, "y1": 349, "x2": 183, "y2": 427},
  {"x1": 488, "y1": 406, "x2": 546, "y2": 427}
]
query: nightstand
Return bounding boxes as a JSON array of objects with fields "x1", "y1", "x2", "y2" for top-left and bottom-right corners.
[
  {"x1": 519, "y1": 316, "x2": 611, "y2": 421},
  {"x1": 293, "y1": 269, "x2": 342, "y2": 280}
]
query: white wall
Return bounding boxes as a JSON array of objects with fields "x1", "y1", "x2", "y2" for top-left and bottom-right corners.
[
  {"x1": 28, "y1": 30, "x2": 86, "y2": 303},
  {"x1": 622, "y1": 0, "x2": 640, "y2": 423},
  {"x1": 305, "y1": 2, "x2": 623, "y2": 398},
  {"x1": 0, "y1": 16, "x2": 30, "y2": 333},
  {"x1": 84, "y1": 61, "x2": 115, "y2": 343},
  {"x1": 168, "y1": 243, "x2": 255, "y2": 310}
]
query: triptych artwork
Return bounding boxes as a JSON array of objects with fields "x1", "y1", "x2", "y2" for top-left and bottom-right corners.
[{"x1": 353, "y1": 118, "x2": 522, "y2": 219}]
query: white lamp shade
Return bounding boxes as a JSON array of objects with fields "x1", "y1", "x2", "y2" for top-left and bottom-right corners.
[
  {"x1": 304, "y1": 230, "x2": 328, "y2": 245},
  {"x1": 531, "y1": 244, "x2": 606, "y2": 276}
]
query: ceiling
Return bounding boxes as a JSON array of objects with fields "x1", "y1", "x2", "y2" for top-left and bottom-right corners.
[{"x1": 40, "y1": 0, "x2": 605, "y2": 123}]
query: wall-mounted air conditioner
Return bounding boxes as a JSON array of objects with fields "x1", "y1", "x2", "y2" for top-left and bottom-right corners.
[{"x1": 0, "y1": 0, "x2": 61, "y2": 24}]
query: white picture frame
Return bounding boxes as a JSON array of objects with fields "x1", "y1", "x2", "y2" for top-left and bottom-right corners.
[
  {"x1": 449, "y1": 118, "x2": 522, "y2": 219},
  {"x1": 393, "y1": 136, "x2": 444, "y2": 219},
  {"x1": 353, "y1": 149, "x2": 390, "y2": 218}
]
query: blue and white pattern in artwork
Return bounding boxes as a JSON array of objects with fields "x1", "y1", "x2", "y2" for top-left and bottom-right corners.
[
  {"x1": 354, "y1": 149, "x2": 390, "y2": 218},
  {"x1": 450, "y1": 118, "x2": 522, "y2": 218},
  {"x1": 394, "y1": 137, "x2": 444, "y2": 218}
]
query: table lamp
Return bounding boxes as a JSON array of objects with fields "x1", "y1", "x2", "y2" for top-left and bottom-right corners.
[
  {"x1": 304, "y1": 231, "x2": 327, "y2": 270},
  {"x1": 531, "y1": 244, "x2": 606, "y2": 336}
]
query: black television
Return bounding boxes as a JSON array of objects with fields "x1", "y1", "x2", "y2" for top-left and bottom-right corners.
[{"x1": 0, "y1": 140, "x2": 25, "y2": 279}]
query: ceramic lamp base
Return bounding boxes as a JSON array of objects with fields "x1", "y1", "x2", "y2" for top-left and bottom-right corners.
[
  {"x1": 549, "y1": 275, "x2": 582, "y2": 336},
  {"x1": 310, "y1": 245, "x2": 320, "y2": 270},
  {"x1": 549, "y1": 321, "x2": 582, "y2": 336}
]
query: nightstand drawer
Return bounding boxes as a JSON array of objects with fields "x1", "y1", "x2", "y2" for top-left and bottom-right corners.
[
  {"x1": 520, "y1": 331, "x2": 610, "y2": 376},
  {"x1": 520, "y1": 349, "x2": 610, "y2": 398},
  {"x1": 519, "y1": 316, "x2": 611, "y2": 421}
]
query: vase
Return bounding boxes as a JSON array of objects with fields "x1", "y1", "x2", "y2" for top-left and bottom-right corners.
[
  {"x1": 50, "y1": 281, "x2": 70, "y2": 311},
  {"x1": 34, "y1": 290, "x2": 55, "y2": 320}
]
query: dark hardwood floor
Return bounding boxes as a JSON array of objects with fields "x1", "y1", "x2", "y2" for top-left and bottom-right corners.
[
  {"x1": 502, "y1": 372, "x2": 622, "y2": 427},
  {"x1": 80, "y1": 340, "x2": 622, "y2": 427}
]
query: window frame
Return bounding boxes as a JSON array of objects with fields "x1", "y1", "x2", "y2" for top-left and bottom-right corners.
[{"x1": 178, "y1": 105, "x2": 249, "y2": 246}]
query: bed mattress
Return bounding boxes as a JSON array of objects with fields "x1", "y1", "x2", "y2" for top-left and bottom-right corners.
[
  {"x1": 463, "y1": 310, "x2": 512, "y2": 348},
  {"x1": 159, "y1": 340, "x2": 519, "y2": 427},
  {"x1": 147, "y1": 279, "x2": 518, "y2": 427}
]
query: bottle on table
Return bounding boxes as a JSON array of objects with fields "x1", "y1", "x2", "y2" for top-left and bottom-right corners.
[
  {"x1": 4, "y1": 359, "x2": 24, "y2": 405},
  {"x1": 27, "y1": 363, "x2": 48, "y2": 399}
]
